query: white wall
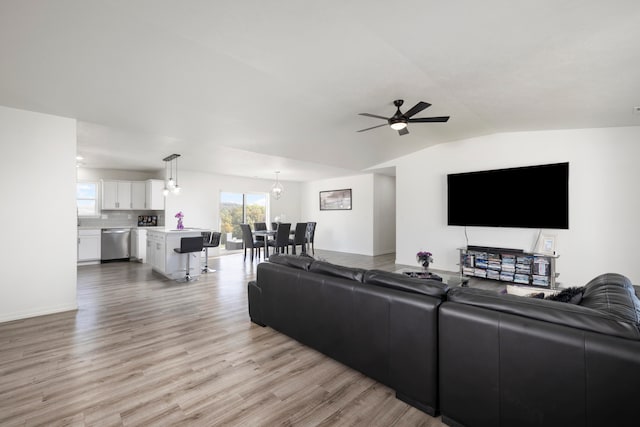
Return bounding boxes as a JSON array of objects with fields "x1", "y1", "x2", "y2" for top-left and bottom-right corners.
[
  {"x1": 135, "y1": 168, "x2": 394, "y2": 257},
  {"x1": 373, "y1": 174, "x2": 396, "y2": 255},
  {"x1": 164, "y1": 169, "x2": 301, "y2": 244},
  {"x1": 0, "y1": 106, "x2": 77, "y2": 322},
  {"x1": 301, "y1": 174, "x2": 373, "y2": 255},
  {"x1": 395, "y1": 126, "x2": 640, "y2": 286}
]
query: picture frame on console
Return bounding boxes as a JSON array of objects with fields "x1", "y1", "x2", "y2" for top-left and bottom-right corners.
[
  {"x1": 536, "y1": 234, "x2": 556, "y2": 255},
  {"x1": 319, "y1": 189, "x2": 352, "y2": 211}
]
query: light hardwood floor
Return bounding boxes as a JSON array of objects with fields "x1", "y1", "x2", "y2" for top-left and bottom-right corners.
[{"x1": 0, "y1": 251, "x2": 446, "y2": 426}]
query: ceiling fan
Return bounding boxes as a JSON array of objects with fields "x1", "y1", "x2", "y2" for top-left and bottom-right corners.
[{"x1": 357, "y1": 99, "x2": 450, "y2": 136}]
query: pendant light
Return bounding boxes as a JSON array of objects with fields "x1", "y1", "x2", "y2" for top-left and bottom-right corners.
[
  {"x1": 162, "y1": 154, "x2": 181, "y2": 196},
  {"x1": 163, "y1": 159, "x2": 170, "y2": 196},
  {"x1": 172, "y1": 155, "x2": 180, "y2": 194},
  {"x1": 270, "y1": 171, "x2": 284, "y2": 200}
]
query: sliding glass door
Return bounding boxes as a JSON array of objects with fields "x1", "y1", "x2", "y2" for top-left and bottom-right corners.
[
  {"x1": 219, "y1": 192, "x2": 268, "y2": 248},
  {"x1": 245, "y1": 193, "x2": 268, "y2": 225}
]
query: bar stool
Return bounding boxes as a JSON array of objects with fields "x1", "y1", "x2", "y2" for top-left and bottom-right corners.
[
  {"x1": 174, "y1": 236, "x2": 203, "y2": 282},
  {"x1": 202, "y1": 231, "x2": 221, "y2": 273}
]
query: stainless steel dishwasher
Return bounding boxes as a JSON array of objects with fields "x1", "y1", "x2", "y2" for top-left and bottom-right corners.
[{"x1": 101, "y1": 228, "x2": 131, "y2": 261}]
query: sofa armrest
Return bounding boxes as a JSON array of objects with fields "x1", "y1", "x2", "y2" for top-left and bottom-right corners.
[
  {"x1": 268, "y1": 253, "x2": 314, "y2": 271},
  {"x1": 247, "y1": 280, "x2": 265, "y2": 326}
]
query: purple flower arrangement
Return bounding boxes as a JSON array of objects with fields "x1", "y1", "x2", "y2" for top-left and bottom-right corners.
[
  {"x1": 416, "y1": 251, "x2": 433, "y2": 267},
  {"x1": 175, "y1": 211, "x2": 184, "y2": 230}
]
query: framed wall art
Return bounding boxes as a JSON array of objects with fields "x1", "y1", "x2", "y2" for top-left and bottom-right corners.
[{"x1": 319, "y1": 189, "x2": 352, "y2": 211}]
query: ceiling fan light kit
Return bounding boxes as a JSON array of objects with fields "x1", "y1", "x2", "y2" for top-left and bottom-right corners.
[{"x1": 357, "y1": 99, "x2": 450, "y2": 136}]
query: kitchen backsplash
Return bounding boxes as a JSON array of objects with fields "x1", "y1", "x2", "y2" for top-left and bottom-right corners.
[{"x1": 78, "y1": 210, "x2": 165, "y2": 228}]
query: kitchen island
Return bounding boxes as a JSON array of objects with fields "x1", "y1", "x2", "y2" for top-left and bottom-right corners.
[{"x1": 146, "y1": 228, "x2": 206, "y2": 280}]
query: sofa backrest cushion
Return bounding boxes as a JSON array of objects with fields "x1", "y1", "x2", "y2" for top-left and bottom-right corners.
[
  {"x1": 308, "y1": 260, "x2": 366, "y2": 282},
  {"x1": 363, "y1": 270, "x2": 448, "y2": 298},
  {"x1": 446, "y1": 286, "x2": 640, "y2": 340},
  {"x1": 580, "y1": 273, "x2": 640, "y2": 327},
  {"x1": 268, "y1": 253, "x2": 314, "y2": 271}
]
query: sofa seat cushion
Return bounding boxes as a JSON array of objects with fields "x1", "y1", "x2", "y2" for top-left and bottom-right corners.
[
  {"x1": 308, "y1": 260, "x2": 366, "y2": 282},
  {"x1": 364, "y1": 270, "x2": 448, "y2": 298},
  {"x1": 268, "y1": 253, "x2": 314, "y2": 271},
  {"x1": 580, "y1": 273, "x2": 640, "y2": 327}
]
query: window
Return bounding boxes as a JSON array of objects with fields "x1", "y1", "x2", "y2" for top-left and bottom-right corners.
[
  {"x1": 219, "y1": 192, "x2": 268, "y2": 244},
  {"x1": 77, "y1": 182, "x2": 99, "y2": 217}
]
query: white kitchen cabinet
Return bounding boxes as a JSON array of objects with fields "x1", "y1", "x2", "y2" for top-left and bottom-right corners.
[
  {"x1": 145, "y1": 179, "x2": 165, "y2": 210},
  {"x1": 131, "y1": 228, "x2": 147, "y2": 263},
  {"x1": 147, "y1": 231, "x2": 163, "y2": 271},
  {"x1": 146, "y1": 236, "x2": 154, "y2": 267},
  {"x1": 101, "y1": 179, "x2": 164, "y2": 211},
  {"x1": 147, "y1": 231, "x2": 167, "y2": 273},
  {"x1": 78, "y1": 229, "x2": 101, "y2": 263},
  {"x1": 102, "y1": 180, "x2": 132, "y2": 210},
  {"x1": 131, "y1": 181, "x2": 146, "y2": 210},
  {"x1": 102, "y1": 181, "x2": 118, "y2": 209},
  {"x1": 156, "y1": 238, "x2": 166, "y2": 273}
]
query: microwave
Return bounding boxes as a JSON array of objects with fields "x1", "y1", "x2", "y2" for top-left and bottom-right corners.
[{"x1": 137, "y1": 215, "x2": 158, "y2": 226}]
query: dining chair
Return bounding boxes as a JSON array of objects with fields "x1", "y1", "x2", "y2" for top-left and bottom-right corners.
[
  {"x1": 254, "y1": 222, "x2": 267, "y2": 244},
  {"x1": 268, "y1": 223, "x2": 291, "y2": 255},
  {"x1": 289, "y1": 222, "x2": 308, "y2": 255},
  {"x1": 240, "y1": 223, "x2": 262, "y2": 261},
  {"x1": 306, "y1": 222, "x2": 317, "y2": 255}
]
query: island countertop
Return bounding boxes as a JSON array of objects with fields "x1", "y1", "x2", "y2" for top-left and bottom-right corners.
[
  {"x1": 148, "y1": 228, "x2": 208, "y2": 234},
  {"x1": 77, "y1": 226, "x2": 169, "y2": 230}
]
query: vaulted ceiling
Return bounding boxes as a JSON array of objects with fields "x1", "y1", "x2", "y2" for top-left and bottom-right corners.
[{"x1": 1, "y1": 1, "x2": 639, "y2": 180}]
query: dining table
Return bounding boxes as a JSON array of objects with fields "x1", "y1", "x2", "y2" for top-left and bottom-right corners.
[{"x1": 253, "y1": 229, "x2": 276, "y2": 258}]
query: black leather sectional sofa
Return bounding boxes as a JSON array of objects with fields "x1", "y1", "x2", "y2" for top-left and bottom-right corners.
[
  {"x1": 248, "y1": 254, "x2": 449, "y2": 415},
  {"x1": 248, "y1": 255, "x2": 640, "y2": 426},
  {"x1": 439, "y1": 273, "x2": 640, "y2": 427}
]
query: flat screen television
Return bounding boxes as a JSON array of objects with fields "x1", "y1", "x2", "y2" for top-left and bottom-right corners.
[{"x1": 447, "y1": 162, "x2": 569, "y2": 229}]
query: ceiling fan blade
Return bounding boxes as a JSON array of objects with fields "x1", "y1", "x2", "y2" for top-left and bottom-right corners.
[
  {"x1": 356, "y1": 123, "x2": 388, "y2": 133},
  {"x1": 403, "y1": 101, "x2": 431, "y2": 118},
  {"x1": 408, "y1": 116, "x2": 450, "y2": 123},
  {"x1": 398, "y1": 127, "x2": 409, "y2": 136},
  {"x1": 359, "y1": 113, "x2": 389, "y2": 120}
]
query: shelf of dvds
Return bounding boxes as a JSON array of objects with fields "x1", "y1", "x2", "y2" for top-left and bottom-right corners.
[{"x1": 458, "y1": 246, "x2": 558, "y2": 289}]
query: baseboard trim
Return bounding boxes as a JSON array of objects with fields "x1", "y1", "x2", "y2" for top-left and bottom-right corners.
[{"x1": 0, "y1": 303, "x2": 78, "y2": 324}]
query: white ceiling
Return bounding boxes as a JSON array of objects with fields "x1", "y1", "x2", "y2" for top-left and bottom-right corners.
[{"x1": 1, "y1": 0, "x2": 639, "y2": 181}]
